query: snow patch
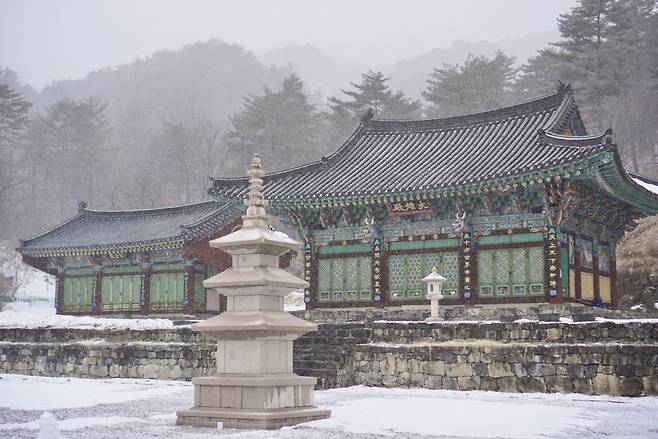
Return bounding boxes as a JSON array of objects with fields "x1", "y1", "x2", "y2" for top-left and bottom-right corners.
[
  {"x1": 1, "y1": 414, "x2": 142, "y2": 432},
  {"x1": 632, "y1": 176, "x2": 658, "y2": 195},
  {"x1": 0, "y1": 374, "x2": 190, "y2": 410},
  {"x1": 37, "y1": 412, "x2": 64, "y2": 439},
  {"x1": 284, "y1": 290, "x2": 305, "y2": 312},
  {"x1": 0, "y1": 308, "x2": 174, "y2": 330}
]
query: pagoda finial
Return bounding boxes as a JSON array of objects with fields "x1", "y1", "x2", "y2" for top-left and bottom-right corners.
[{"x1": 245, "y1": 153, "x2": 268, "y2": 220}]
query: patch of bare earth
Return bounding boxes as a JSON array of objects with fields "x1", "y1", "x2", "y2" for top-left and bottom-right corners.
[{"x1": 616, "y1": 214, "x2": 658, "y2": 310}]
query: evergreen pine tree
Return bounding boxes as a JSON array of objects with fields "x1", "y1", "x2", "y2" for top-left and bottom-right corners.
[
  {"x1": 326, "y1": 70, "x2": 421, "y2": 142},
  {"x1": 224, "y1": 74, "x2": 328, "y2": 174},
  {"x1": 514, "y1": 49, "x2": 567, "y2": 99},
  {"x1": 0, "y1": 84, "x2": 32, "y2": 148},
  {"x1": 422, "y1": 51, "x2": 518, "y2": 118},
  {"x1": 0, "y1": 84, "x2": 32, "y2": 236},
  {"x1": 25, "y1": 97, "x2": 111, "y2": 218}
]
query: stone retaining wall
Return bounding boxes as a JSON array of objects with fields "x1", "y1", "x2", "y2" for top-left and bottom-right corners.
[
  {"x1": 348, "y1": 342, "x2": 658, "y2": 397},
  {"x1": 1, "y1": 320, "x2": 657, "y2": 396},
  {"x1": 298, "y1": 302, "x2": 649, "y2": 323},
  {"x1": 0, "y1": 340, "x2": 216, "y2": 380}
]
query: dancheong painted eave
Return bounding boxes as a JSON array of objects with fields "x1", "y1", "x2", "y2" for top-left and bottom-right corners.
[
  {"x1": 17, "y1": 200, "x2": 241, "y2": 258},
  {"x1": 208, "y1": 87, "x2": 658, "y2": 215}
]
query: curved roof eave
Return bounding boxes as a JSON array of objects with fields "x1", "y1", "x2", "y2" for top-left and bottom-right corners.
[{"x1": 593, "y1": 147, "x2": 658, "y2": 215}]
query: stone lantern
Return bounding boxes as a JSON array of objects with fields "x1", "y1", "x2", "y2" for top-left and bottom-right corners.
[
  {"x1": 176, "y1": 154, "x2": 330, "y2": 429},
  {"x1": 422, "y1": 266, "x2": 446, "y2": 321}
]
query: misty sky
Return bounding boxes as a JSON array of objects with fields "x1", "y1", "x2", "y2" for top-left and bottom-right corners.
[{"x1": 1, "y1": 0, "x2": 577, "y2": 89}]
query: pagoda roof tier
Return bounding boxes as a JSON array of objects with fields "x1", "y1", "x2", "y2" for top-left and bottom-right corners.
[
  {"x1": 18, "y1": 201, "x2": 241, "y2": 257},
  {"x1": 209, "y1": 89, "x2": 658, "y2": 214}
]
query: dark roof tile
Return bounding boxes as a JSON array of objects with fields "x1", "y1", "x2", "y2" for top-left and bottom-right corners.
[
  {"x1": 210, "y1": 90, "x2": 598, "y2": 203},
  {"x1": 19, "y1": 201, "x2": 240, "y2": 253}
]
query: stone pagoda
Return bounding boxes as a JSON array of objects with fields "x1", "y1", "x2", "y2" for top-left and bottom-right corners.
[{"x1": 176, "y1": 154, "x2": 330, "y2": 429}]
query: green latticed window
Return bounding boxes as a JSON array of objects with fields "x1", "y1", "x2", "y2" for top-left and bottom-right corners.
[
  {"x1": 317, "y1": 257, "x2": 372, "y2": 302},
  {"x1": 101, "y1": 274, "x2": 141, "y2": 311},
  {"x1": 63, "y1": 277, "x2": 94, "y2": 312},
  {"x1": 478, "y1": 247, "x2": 544, "y2": 296},
  {"x1": 388, "y1": 252, "x2": 459, "y2": 300},
  {"x1": 150, "y1": 272, "x2": 185, "y2": 311}
]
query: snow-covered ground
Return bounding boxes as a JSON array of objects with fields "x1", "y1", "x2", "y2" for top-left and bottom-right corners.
[
  {"x1": 1, "y1": 374, "x2": 657, "y2": 438},
  {"x1": 0, "y1": 302, "x2": 175, "y2": 330}
]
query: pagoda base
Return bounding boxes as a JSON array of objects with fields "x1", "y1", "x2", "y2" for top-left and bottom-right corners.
[
  {"x1": 176, "y1": 405, "x2": 331, "y2": 429},
  {"x1": 176, "y1": 374, "x2": 331, "y2": 429}
]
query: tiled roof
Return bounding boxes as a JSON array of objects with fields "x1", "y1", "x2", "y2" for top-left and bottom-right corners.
[
  {"x1": 209, "y1": 89, "x2": 605, "y2": 204},
  {"x1": 18, "y1": 201, "x2": 240, "y2": 256}
]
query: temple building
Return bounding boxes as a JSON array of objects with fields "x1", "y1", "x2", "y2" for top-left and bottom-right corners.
[
  {"x1": 17, "y1": 201, "x2": 241, "y2": 315},
  {"x1": 209, "y1": 86, "x2": 658, "y2": 309}
]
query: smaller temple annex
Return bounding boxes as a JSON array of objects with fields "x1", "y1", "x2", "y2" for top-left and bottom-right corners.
[
  {"x1": 209, "y1": 86, "x2": 658, "y2": 309},
  {"x1": 17, "y1": 201, "x2": 241, "y2": 315}
]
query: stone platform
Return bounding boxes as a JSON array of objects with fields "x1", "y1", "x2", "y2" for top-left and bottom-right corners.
[
  {"x1": 176, "y1": 406, "x2": 331, "y2": 429},
  {"x1": 176, "y1": 374, "x2": 330, "y2": 428}
]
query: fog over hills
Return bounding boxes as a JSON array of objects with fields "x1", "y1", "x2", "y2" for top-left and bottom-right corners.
[
  {"x1": 257, "y1": 32, "x2": 555, "y2": 100},
  {"x1": 15, "y1": 32, "x2": 555, "y2": 118}
]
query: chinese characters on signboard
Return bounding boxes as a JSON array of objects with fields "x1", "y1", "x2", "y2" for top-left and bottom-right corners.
[
  {"x1": 372, "y1": 238, "x2": 383, "y2": 301},
  {"x1": 303, "y1": 243, "x2": 312, "y2": 303},
  {"x1": 387, "y1": 199, "x2": 432, "y2": 216},
  {"x1": 462, "y1": 232, "x2": 473, "y2": 299},
  {"x1": 547, "y1": 227, "x2": 559, "y2": 296}
]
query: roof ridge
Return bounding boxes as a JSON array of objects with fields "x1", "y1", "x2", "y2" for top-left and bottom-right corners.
[
  {"x1": 210, "y1": 124, "x2": 367, "y2": 189},
  {"x1": 365, "y1": 90, "x2": 567, "y2": 131},
  {"x1": 83, "y1": 200, "x2": 224, "y2": 217},
  {"x1": 181, "y1": 203, "x2": 237, "y2": 230}
]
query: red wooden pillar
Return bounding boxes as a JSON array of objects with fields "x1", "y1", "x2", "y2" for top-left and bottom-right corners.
[{"x1": 93, "y1": 262, "x2": 102, "y2": 315}]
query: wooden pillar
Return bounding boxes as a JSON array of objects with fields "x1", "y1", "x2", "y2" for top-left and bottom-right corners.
[
  {"x1": 55, "y1": 267, "x2": 65, "y2": 315},
  {"x1": 184, "y1": 258, "x2": 195, "y2": 315},
  {"x1": 545, "y1": 226, "x2": 562, "y2": 303},
  {"x1": 574, "y1": 251, "x2": 582, "y2": 300},
  {"x1": 141, "y1": 258, "x2": 151, "y2": 314},
  {"x1": 93, "y1": 262, "x2": 102, "y2": 315},
  {"x1": 593, "y1": 251, "x2": 601, "y2": 302},
  {"x1": 610, "y1": 251, "x2": 618, "y2": 308}
]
